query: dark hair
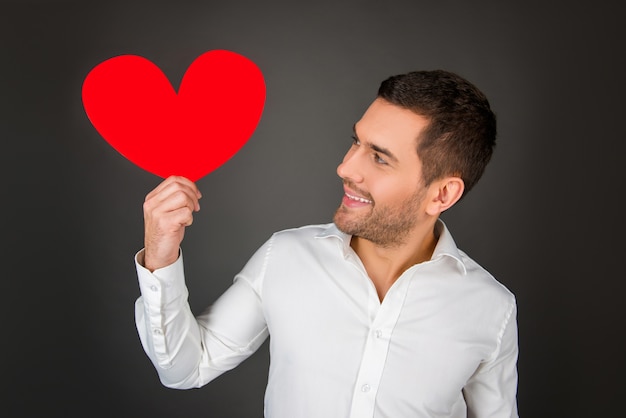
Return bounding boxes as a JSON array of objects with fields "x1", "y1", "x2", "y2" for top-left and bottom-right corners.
[{"x1": 377, "y1": 70, "x2": 496, "y2": 196}]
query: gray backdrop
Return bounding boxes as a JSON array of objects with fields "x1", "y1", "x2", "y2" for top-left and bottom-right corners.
[{"x1": 2, "y1": 0, "x2": 623, "y2": 417}]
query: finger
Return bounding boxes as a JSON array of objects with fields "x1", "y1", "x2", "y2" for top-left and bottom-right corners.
[
  {"x1": 144, "y1": 188, "x2": 198, "y2": 222},
  {"x1": 159, "y1": 206, "x2": 196, "y2": 231},
  {"x1": 146, "y1": 179, "x2": 201, "y2": 212},
  {"x1": 145, "y1": 175, "x2": 179, "y2": 200},
  {"x1": 146, "y1": 176, "x2": 201, "y2": 203},
  {"x1": 169, "y1": 176, "x2": 201, "y2": 199}
]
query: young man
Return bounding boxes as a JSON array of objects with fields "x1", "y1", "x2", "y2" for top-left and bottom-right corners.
[{"x1": 135, "y1": 70, "x2": 518, "y2": 417}]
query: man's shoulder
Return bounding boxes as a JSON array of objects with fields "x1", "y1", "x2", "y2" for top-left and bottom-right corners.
[{"x1": 456, "y1": 249, "x2": 516, "y2": 304}]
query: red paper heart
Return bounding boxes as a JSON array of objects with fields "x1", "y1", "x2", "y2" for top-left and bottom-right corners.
[{"x1": 82, "y1": 50, "x2": 265, "y2": 181}]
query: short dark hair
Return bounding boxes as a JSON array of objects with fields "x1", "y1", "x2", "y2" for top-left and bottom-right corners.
[{"x1": 377, "y1": 70, "x2": 496, "y2": 196}]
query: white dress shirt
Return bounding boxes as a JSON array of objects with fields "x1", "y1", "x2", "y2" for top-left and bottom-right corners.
[{"x1": 135, "y1": 221, "x2": 518, "y2": 417}]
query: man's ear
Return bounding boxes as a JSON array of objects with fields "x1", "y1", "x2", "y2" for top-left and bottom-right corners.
[{"x1": 425, "y1": 177, "x2": 465, "y2": 216}]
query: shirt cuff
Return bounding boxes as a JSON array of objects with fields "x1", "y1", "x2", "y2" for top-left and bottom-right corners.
[{"x1": 134, "y1": 248, "x2": 187, "y2": 304}]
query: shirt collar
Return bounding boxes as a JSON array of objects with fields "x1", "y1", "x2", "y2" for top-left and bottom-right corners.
[
  {"x1": 315, "y1": 220, "x2": 467, "y2": 275},
  {"x1": 431, "y1": 219, "x2": 467, "y2": 275}
]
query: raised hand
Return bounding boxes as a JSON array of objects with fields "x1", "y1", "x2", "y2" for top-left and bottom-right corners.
[{"x1": 142, "y1": 176, "x2": 202, "y2": 271}]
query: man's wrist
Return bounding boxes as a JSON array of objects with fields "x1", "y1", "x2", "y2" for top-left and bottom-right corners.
[{"x1": 136, "y1": 248, "x2": 180, "y2": 272}]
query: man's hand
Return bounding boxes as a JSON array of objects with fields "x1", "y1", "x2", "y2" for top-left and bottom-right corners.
[{"x1": 143, "y1": 176, "x2": 202, "y2": 272}]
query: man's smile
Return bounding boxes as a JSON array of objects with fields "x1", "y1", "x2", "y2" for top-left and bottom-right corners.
[
  {"x1": 344, "y1": 191, "x2": 373, "y2": 204},
  {"x1": 341, "y1": 185, "x2": 374, "y2": 209}
]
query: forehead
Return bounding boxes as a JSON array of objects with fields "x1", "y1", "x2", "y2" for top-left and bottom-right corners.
[{"x1": 355, "y1": 98, "x2": 429, "y2": 151}]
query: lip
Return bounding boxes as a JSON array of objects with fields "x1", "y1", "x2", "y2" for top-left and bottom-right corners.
[{"x1": 342, "y1": 186, "x2": 373, "y2": 207}]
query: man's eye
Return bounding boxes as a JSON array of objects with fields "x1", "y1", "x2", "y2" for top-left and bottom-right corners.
[
  {"x1": 351, "y1": 135, "x2": 360, "y2": 146},
  {"x1": 374, "y1": 154, "x2": 387, "y2": 165}
]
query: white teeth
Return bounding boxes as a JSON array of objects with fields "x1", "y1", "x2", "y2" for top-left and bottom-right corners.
[{"x1": 346, "y1": 192, "x2": 372, "y2": 204}]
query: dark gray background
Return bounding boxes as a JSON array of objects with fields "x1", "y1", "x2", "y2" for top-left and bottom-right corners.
[{"x1": 2, "y1": 0, "x2": 623, "y2": 417}]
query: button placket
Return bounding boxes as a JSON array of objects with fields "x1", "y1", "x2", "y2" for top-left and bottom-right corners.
[{"x1": 348, "y1": 276, "x2": 411, "y2": 418}]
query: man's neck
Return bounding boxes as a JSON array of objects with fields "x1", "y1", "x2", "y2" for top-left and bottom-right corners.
[{"x1": 350, "y1": 219, "x2": 438, "y2": 302}]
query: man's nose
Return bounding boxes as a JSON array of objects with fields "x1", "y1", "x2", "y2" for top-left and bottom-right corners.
[{"x1": 336, "y1": 149, "x2": 364, "y2": 183}]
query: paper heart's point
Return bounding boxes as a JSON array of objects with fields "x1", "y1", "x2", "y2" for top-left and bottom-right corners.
[{"x1": 82, "y1": 49, "x2": 266, "y2": 181}]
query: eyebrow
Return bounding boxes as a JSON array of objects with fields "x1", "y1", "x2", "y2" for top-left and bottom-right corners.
[{"x1": 352, "y1": 124, "x2": 399, "y2": 163}]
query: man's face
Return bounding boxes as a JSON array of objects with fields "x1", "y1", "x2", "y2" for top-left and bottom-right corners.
[{"x1": 333, "y1": 98, "x2": 430, "y2": 247}]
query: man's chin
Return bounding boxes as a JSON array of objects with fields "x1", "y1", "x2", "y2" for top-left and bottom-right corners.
[{"x1": 333, "y1": 212, "x2": 361, "y2": 236}]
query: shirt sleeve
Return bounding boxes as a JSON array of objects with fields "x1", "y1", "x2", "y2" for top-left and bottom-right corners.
[
  {"x1": 463, "y1": 300, "x2": 519, "y2": 418},
  {"x1": 134, "y1": 246, "x2": 269, "y2": 389}
]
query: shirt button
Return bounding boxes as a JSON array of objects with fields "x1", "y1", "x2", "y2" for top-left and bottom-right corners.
[
  {"x1": 375, "y1": 330, "x2": 383, "y2": 338},
  {"x1": 153, "y1": 328, "x2": 163, "y2": 335},
  {"x1": 149, "y1": 285, "x2": 158, "y2": 292},
  {"x1": 361, "y1": 384, "x2": 371, "y2": 392}
]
